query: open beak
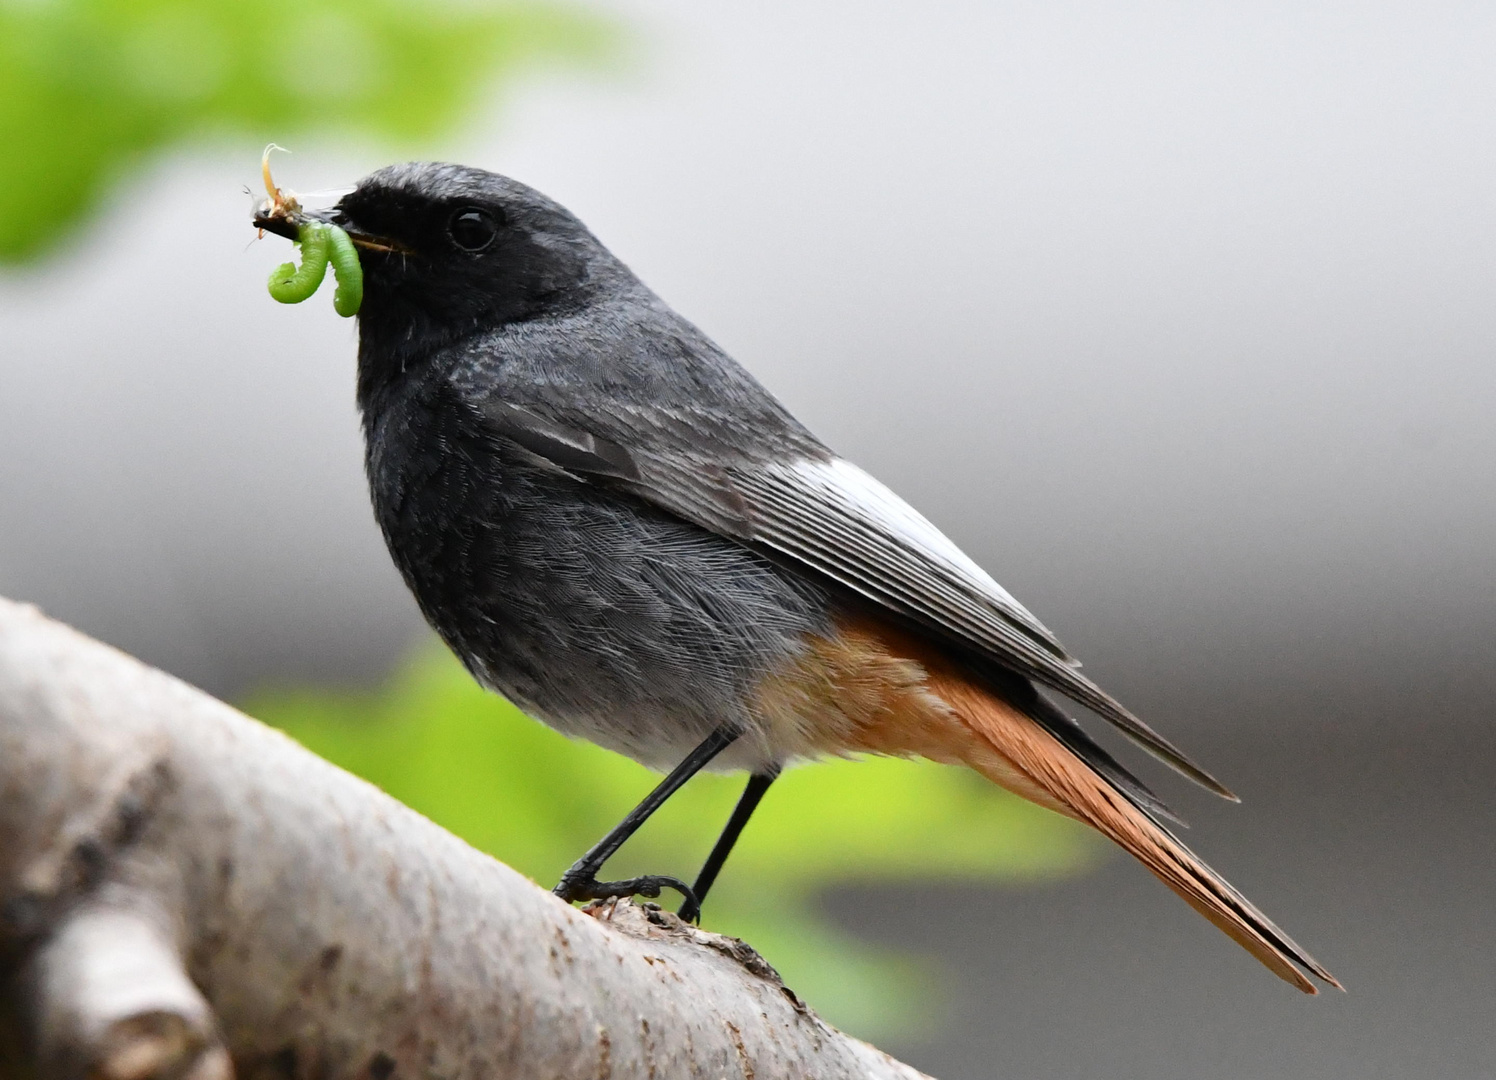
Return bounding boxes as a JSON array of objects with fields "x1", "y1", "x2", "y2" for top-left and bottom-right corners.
[{"x1": 252, "y1": 205, "x2": 406, "y2": 254}]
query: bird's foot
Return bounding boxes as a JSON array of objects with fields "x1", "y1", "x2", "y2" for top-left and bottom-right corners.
[{"x1": 553, "y1": 869, "x2": 700, "y2": 912}]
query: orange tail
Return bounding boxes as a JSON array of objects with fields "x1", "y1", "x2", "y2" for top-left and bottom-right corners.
[
  {"x1": 926, "y1": 663, "x2": 1341, "y2": 994},
  {"x1": 818, "y1": 615, "x2": 1341, "y2": 994}
]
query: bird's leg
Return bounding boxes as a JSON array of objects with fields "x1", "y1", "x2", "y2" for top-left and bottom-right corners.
[
  {"x1": 678, "y1": 767, "x2": 779, "y2": 923},
  {"x1": 553, "y1": 724, "x2": 739, "y2": 907}
]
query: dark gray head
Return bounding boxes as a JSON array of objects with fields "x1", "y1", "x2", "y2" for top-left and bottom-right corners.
[{"x1": 322, "y1": 163, "x2": 627, "y2": 376}]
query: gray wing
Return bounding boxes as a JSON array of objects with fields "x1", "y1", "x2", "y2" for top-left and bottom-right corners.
[{"x1": 477, "y1": 397, "x2": 1234, "y2": 800}]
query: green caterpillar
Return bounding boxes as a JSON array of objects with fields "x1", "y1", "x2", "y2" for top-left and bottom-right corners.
[
  {"x1": 267, "y1": 221, "x2": 363, "y2": 317},
  {"x1": 325, "y1": 225, "x2": 363, "y2": 317}
]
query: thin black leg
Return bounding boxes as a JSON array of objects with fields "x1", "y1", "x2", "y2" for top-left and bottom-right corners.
[
  {"x1": 678, "y1": 768, "x2": 779, "y2": 923},
  {"x1": 553, "y1": 725, "x2": 739, "y2": 907}
]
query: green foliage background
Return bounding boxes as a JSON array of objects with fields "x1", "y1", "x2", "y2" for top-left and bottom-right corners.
[
  {"x1": 0, "y1": 0, "x2": 611, "y2": 261},
  {"x1": 247, "y1": 646, "x2": 1099, "y2": 1037}
]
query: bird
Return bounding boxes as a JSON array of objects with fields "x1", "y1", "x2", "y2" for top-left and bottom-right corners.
[{"x1": 254, "y1": 161, "x2": 1339, "y2": 994}]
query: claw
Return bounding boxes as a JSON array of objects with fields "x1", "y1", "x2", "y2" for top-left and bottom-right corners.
[{"x1": 554, "y1": 870, "x2": 700, "y2": 912}]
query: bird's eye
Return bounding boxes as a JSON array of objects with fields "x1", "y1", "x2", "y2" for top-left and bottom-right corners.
[{"x1": 448, "y1": 207, "x2": 500, "y2": 252}]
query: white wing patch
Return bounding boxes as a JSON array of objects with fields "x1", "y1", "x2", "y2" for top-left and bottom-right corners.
[{"x1": 786, "y1": 457, "x2": 1063, "y2": 653}]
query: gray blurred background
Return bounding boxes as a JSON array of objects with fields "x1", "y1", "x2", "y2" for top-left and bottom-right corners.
[{"x1": 3, "y1": 0, "x2": 1494, "y2": 1075}]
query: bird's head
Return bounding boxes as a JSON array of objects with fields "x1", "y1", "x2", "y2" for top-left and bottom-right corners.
[{"x1": 273, "y1": 162, "x2": 623, "y2": 380}]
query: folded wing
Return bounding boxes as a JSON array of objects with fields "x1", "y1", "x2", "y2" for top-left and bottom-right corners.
[{"x1": 475, "y1": 397, "x2": 1233, "y2": 799}]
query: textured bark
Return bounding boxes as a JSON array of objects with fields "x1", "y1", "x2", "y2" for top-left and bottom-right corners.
[{"x1": 0, "y1": 598, "x2": 931, "y2": 1080}]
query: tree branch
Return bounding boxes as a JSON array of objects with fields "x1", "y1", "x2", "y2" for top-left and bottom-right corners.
[{"x1": 0, "y1": 598, "x2": 932, "y2": 1080}]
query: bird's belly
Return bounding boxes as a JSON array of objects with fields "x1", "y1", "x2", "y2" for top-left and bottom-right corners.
[{"x1": 373, "y1": 444, "x2": 833, "y2": 771}]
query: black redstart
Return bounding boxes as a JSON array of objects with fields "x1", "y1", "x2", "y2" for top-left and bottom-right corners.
[{"x1": 255, "y1": 162, "x2": 1338, "y2": 993}]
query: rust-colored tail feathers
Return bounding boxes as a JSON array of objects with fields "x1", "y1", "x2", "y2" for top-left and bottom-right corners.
[
  {"x1": 924, "y1": 663, "x2": 1341, "y2": 994},
  {"x1": 823, "y1": 613, "x2": 1341, "y2": 993}
]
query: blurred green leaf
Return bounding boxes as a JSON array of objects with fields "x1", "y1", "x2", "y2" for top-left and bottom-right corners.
[
  {"x1": 0, "y1": 0, "x2": 614, "y2": 261},
  {"x1": 245, "y1": 643, "x2": 1101, "y2": 1038}
]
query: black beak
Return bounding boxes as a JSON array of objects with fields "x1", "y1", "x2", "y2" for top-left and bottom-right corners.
[
  {"x1": 252, "y1": 205, "x2": 303, "y2": 242},
  {"x1": 252, "y1": 204, "x2": 405, "y2": 253}
]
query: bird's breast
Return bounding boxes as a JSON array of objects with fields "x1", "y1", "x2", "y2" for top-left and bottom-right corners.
[{"x1": 361, "y1": 382, "x2": 838, "y2": 771}]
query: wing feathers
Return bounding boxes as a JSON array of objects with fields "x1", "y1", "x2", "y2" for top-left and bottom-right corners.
[
  {"x1": 472, "y1": 398, "x2": 1232, "y2": 799},
  {"x1": 734, "y1": 460, "x2": 1236, "y2": 800}
]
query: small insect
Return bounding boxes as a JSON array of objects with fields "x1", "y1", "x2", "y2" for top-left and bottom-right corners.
[
  {"x1": 257, "y1": 144, "x2": 301, "y2": 226},
  {"x1": 257, "y1": 146, "x2": 362, "y2": 318}
]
